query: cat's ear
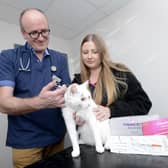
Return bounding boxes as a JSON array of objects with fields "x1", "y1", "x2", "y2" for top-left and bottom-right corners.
[
  {"x1": 70, "y1": 84, "x2": 78, "y2": 94},
  {"x1": 82, "y1": 80, "x2": 89, "y2": 89}
]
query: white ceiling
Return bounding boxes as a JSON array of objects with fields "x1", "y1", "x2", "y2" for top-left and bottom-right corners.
[{"x1": 0, "y1": 0, "x2": 131, "y2": 40}]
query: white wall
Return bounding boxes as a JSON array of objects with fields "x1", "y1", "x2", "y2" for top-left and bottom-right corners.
[
  {"x1": 70, "y1": 0, "x2": 168, "y2": 118},
  {"x1": 0, "y1": 20, "x2": 72, "y2": 168}
]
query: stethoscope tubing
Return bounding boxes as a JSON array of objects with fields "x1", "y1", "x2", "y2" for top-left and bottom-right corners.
[
  {"x1": 18, "y1": 50, "x2": 62, "y2": 83},
  {"x1": 19, "y1": 56, "x2": 31, "y2": 71}
]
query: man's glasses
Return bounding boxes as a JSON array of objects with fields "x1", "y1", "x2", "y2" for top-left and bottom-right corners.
[{"x1": 27, "y1": 29, "x2": 50, "y2": 39}]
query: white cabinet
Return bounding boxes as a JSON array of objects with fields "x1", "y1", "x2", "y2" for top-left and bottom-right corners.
[{"x1": 0, "y1": 114, "x2": 12, "y2": 168}]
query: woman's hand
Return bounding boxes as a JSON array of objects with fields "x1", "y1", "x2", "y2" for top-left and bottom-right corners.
[{"x1": 93, "y1": 105, "x2": 111, "y2": 121}]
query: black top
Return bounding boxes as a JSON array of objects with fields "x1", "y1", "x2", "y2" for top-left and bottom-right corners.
[
  {"x1": 26, "y1": 144, "x2": 168, "y2": 168},
  {"x1": 72, "y1": 69, "x2": 152, "y2": 118}
]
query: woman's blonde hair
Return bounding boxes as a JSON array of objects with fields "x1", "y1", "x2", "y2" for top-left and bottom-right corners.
[{"x1": 80, "y1": 33, "x2": 130, "y2": 106}]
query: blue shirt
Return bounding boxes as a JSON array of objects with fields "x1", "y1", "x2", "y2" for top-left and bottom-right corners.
[{"x1": 0, "y1": 43, "x2": 71, "y2": 148}]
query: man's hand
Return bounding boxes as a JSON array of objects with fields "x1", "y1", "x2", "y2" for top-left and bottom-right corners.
[{"x1": 38, "y1": 80, "x2": 67, "y2": 109}]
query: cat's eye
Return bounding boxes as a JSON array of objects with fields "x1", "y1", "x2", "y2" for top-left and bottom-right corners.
[{"x1": 81, "y1": 97, "x2": 86, "y2": 101}]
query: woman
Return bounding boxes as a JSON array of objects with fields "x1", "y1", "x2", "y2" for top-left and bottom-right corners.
[{"x1": 72, "y1": 33, "x2": 152, "y2": 121}]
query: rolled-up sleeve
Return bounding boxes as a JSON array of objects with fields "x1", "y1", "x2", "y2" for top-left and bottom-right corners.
[{"x1": 0, "y1": 50, "x2": 15, "y2": 87}]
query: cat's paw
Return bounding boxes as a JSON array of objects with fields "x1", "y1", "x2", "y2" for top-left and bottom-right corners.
[
  {"x1": 71, "y1": 149, "x2": 80, "y2": 157},
  {"x1": 96, "y1": 146, "x2": 104, "y2": 153},
  {"x1": 104, "y1": 140, "x2": 110, "y2": 150}
]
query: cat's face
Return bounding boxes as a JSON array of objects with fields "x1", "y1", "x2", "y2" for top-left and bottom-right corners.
[{"x1": 65, "y1": 81, "x2": 92, "y2": 109}]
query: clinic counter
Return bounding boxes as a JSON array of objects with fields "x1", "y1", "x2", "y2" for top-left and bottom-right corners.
[{"x1": 25, "y1": 144, "x2": 168, "y2": 168}]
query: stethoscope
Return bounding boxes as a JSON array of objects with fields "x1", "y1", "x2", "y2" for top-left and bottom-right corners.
[{"x1": 18, "y1": 50, "x2": 62, "y2": 83}]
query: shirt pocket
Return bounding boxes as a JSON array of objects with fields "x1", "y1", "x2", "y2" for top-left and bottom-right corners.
[{"x1": 15, "y1": 71, "x2": 32, "y2": 97}]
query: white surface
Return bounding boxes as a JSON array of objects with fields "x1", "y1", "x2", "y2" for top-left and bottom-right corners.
[{"x1": 109, "y1": 135, "x2": 168, "y2": 156}]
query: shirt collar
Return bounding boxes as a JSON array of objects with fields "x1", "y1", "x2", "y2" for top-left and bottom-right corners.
[{"x1": 25, "y1": 42, "x2": 50, "y2": 57}]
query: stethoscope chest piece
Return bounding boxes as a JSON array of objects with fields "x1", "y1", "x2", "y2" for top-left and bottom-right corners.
[{"x1": 51, "y1": 65, "x2": 57, "y2": 72}]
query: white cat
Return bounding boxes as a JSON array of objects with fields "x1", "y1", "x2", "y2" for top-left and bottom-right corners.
[{"x1": 62, "y1": 81, "x2": 112, "y2": 157}]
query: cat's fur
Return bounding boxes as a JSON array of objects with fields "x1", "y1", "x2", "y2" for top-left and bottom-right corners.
[{"x1": 62, "y1": 81, "x2": 112, "y2": 157}]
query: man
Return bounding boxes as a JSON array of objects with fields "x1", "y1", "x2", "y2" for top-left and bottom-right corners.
[{"x1": 0, "y1": 8, "x2": 71, "y2": 168}]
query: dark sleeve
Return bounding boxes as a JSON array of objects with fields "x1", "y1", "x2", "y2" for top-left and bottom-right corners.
[
  {"x1": 59, "y1": 53, "x2": 71, "y2": 86},
  {"x1": 109, "y1": 72, "x2": 152, "y2": 118}
]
